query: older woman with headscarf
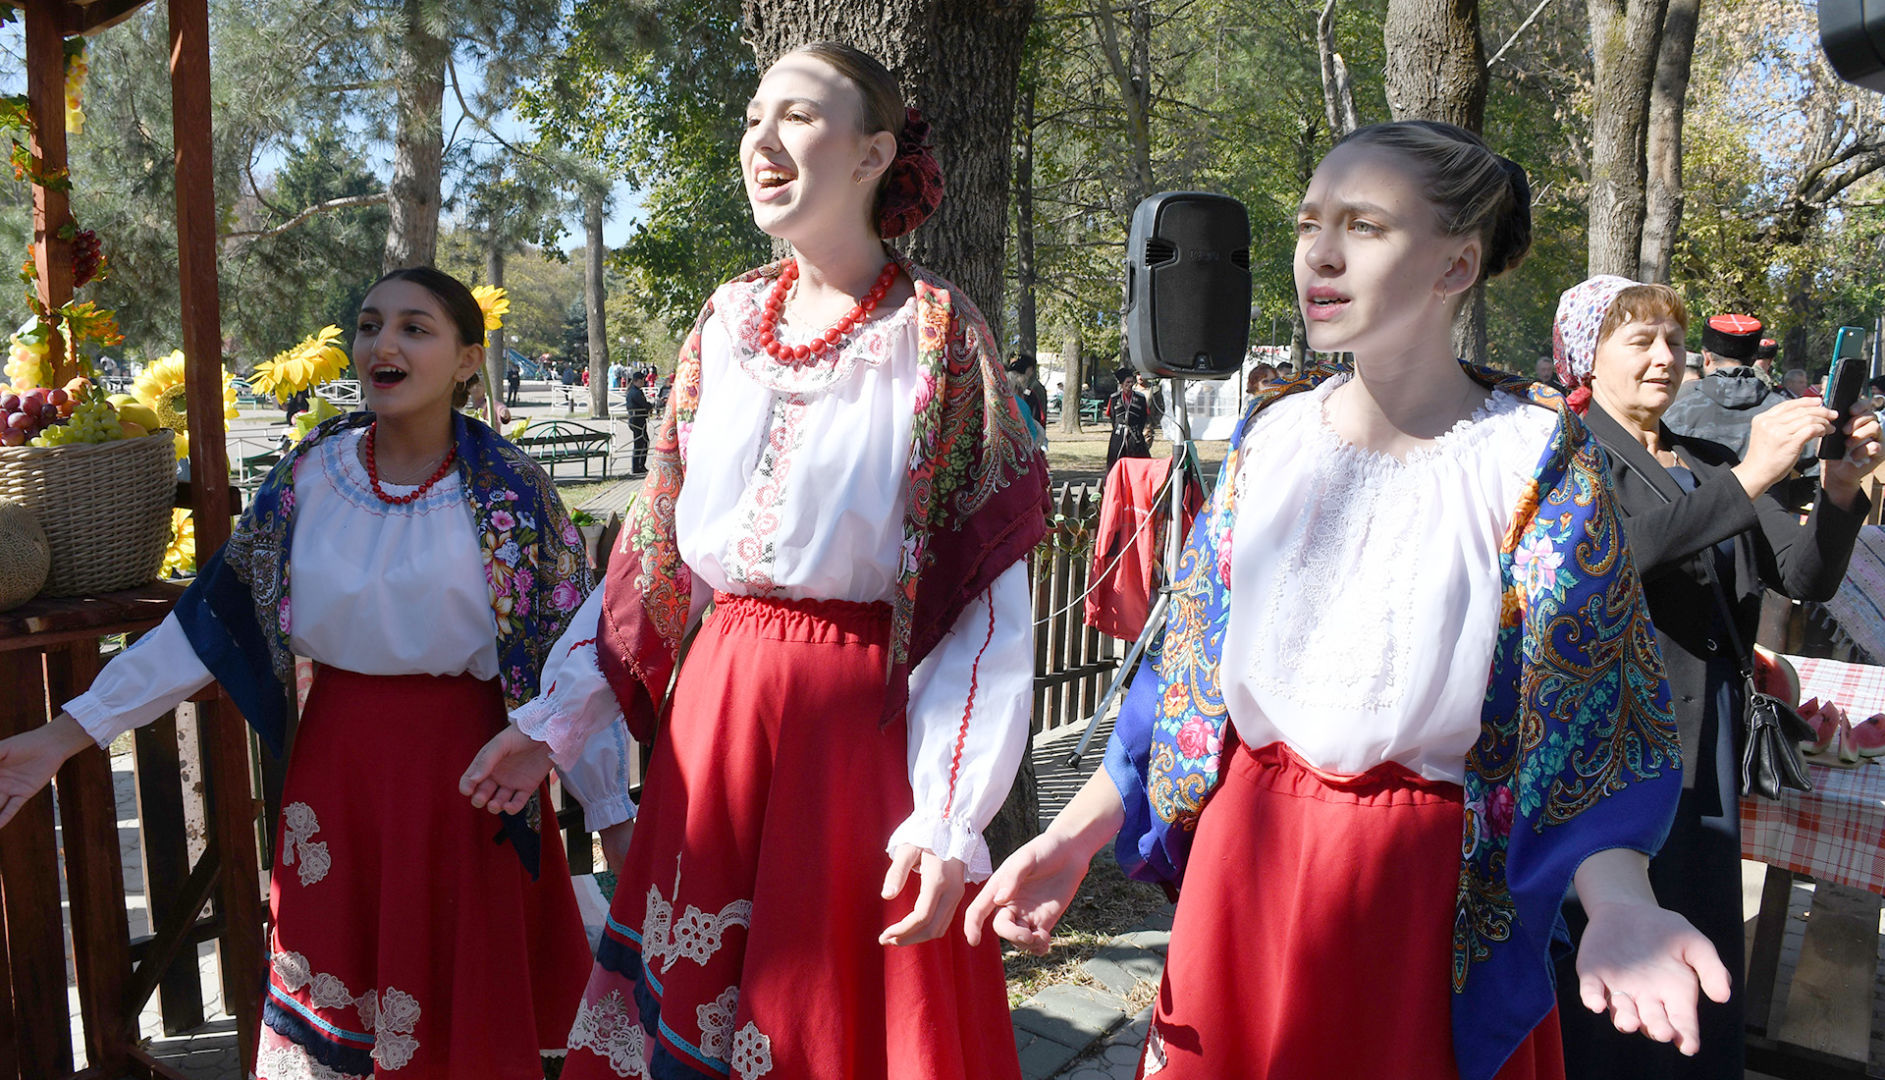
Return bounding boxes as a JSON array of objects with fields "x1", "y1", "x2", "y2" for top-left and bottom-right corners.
[{"x1": 1547, "y1": 274, "x2": 1883, "y2": 1079}]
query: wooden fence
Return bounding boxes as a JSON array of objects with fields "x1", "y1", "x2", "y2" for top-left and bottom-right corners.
[{"x1": 1030, "y1": 482, "x2": 1127, "y2": 737}]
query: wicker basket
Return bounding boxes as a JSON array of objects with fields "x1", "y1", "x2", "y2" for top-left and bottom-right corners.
[{"x1": 0, "y1": 431, "x2": 177, "y2": 597}]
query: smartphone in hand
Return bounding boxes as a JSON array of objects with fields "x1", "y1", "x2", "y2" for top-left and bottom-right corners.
[{"x1": 1819, "y1": 326, "x2": 1869, "y2": 461}]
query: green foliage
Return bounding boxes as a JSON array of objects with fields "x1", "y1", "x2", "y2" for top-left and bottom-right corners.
[{"x1": 516, "y1": 0, "x2": 767, "y2": 336}]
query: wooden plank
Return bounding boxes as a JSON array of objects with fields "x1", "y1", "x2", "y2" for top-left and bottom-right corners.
[
  {"x1": 123, "y1": 844, "x2": 219, "y2": 1017},
  {"x1": 1030, "y1": 548, "x2": 1048, "y2": 732},
  {"x1": 133, "y1": 707, "x2": 206, "y2": 1032},
  {"x1": 0, "y1": 649, "x2": 73, "y2": 1078},
  {"x1": 198, "y1": 695, "x2": 265, "y2": 1074},
  {"x1": 24, "y1": 0, "x2": 72, "y2": 383},
  {"x1": 1774, "y1": 881, "x2": 1882, "y2": 1063},
  {"x1": 1744, "y1": 864, "x2": 1794, "y2": 1037},
  {"x1": 168, "y1": 0, "x2": 232, "y2": 549},
  {"x1": 0, "y1": 834, "x2": 16, "y2": 1080},
  {"x1": 49, "y1": 642, "x2": 137, "y2": 1072},
  {"x1": 0, "y1": 582, "x2": 183, "y2": 650},
  {"x1": 65, "y1": 0, "x2": 154, "y2": 36},
  {"x1": 1045, "y1": 488, "x2": 1074, "y2": 731}
]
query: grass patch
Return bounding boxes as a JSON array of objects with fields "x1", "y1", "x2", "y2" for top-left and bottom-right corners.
[
  {"x1": 1001, "y1": 849, "x2": 1170, "y2": 1007},
  {"x1": 1043, "y1": 428, "x2": 1229, "y2": 484}
]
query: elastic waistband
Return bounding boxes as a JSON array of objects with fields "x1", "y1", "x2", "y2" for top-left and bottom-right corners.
[
  {"x1": 709, "y1": 591, "x2": 891, "y2": 646},
  {"x1": 1233, "y1": 739, "x2": 1465, "y2": 807}
]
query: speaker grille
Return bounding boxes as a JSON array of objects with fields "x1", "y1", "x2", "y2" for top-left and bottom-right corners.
[
  {"x1": 1231, "y1": 248, "x2": 1251, "y2": 270},
  {"x1": 1144, "y1": 237, "x2": 1178, "y2": 266}
]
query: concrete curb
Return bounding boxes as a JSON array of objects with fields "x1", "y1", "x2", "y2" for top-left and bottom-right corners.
[{"x1": 1010, "y1": 906, "x2": 1174, "y2": 1080}]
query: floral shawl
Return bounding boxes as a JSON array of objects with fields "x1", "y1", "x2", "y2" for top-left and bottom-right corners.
[
  {"x1": 1102, "y1": 362, "x2": 1682, "y2": 1080},
  {"x1": 171, "y1": 410, "x2": 590, "y2": 875},
  {"x1": 597, "y1": 255, "x2": 1049, "y2": 741}
]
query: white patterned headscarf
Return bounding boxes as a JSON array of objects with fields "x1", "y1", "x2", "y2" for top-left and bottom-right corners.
[{"x1": 1551, "y1": 274, "x2": 1641, "y2": 401}]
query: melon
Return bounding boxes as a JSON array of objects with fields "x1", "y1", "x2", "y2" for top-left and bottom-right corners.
[{"x1": 0, "y1": 499, "x2": 50, "y2": 612}]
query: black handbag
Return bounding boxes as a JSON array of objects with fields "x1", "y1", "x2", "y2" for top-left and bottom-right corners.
[{"x1": 1706, "y1": 571, "x2": 1816, "y2": 800}]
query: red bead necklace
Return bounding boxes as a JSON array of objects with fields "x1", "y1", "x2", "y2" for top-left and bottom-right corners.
[
  {"x1": 363, "y1": 423, "x2": 458, "y2": 505},
  {"x1": 756, "y1": 258, "x2": 900, "y2": 364}
]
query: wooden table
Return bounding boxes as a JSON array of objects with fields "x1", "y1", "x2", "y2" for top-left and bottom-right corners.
[{"x1": 1742, "y1": 655, "x2": 1885, "y2": 1078}]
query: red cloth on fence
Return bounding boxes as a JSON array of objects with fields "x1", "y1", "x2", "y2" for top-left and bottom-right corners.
[
  {"x1": 563, "y1": 593, "x2": 1021, "y2": 1080},
  {"x1": 1139, "y1": 740, "x2": 1564, "y2": 1079},
  {"x1": 1085, "y1": 457, "x2": 1203, "y2": 641}
]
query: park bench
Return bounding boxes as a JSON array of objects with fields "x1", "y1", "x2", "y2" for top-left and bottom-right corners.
[
  {"x1": 516, "y1": 418, "x2": 612, "y2": 480},
  {"x1": 1081, "y1": 398, "x2": 1105, "y2": 425}
]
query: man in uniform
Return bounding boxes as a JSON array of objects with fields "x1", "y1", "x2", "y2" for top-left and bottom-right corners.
[{"x1": 1661, "y1": 312, "x2": 1782, "y2": 461}]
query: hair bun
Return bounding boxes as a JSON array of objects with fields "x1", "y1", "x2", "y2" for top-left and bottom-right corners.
[
  {"x1": 877, "y1": 107, "x2": 946, "y2": 239},
  {"x1": 1484, "y1": 156, "x2": 1533, "y2": 279}
]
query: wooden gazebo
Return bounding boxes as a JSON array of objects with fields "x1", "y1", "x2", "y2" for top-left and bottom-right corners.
[{"x1": 0, "y1": 1, "x2": 260, "y2": 1078}]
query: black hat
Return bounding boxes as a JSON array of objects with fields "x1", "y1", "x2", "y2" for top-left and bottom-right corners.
[
  {"x1": 1114, "y1": 366, "x2": 1136, "y2": 382},
  {"x1": 1756, "y1": 338, "x2": 1778, "y2": 361},
  {"x1": 1701, "y1": 313, "x2": 1763, "y2": 362}
]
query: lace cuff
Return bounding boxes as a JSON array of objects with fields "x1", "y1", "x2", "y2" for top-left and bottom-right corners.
[
  {"x1": 511, "y1": 697, "x2": 590, "y2": 768},
  {"x1": 885, "y1": 811, "x2": 993, "y2": 883},
  {"x1": 580, "y1": 794, "x2": 637, "y2": 832}
]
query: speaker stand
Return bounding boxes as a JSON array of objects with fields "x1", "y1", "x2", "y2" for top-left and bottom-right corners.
[{"x1": 1066, "y1": 378, "x2": 1204, "y2": 769}]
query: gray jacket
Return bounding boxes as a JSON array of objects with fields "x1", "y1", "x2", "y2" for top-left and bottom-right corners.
[{"x1": 1661, "y1": 366, "x2": 1783, "y2": 460}]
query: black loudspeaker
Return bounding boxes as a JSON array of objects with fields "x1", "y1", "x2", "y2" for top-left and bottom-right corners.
[
  {"x1": 1822, "y1": 0, "x2": 1885, "y2": 92},
  {"x1": 1124, "y1": 191, "x2": 1251, "y2": 381}
]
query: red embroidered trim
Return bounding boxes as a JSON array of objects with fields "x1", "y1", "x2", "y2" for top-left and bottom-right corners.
[
  {"x1": 567, "y1": 637, "x2": 598, "y2": 654},
  {"x1": 941, "y1": 594, "x2": 999, "y2": 820}
]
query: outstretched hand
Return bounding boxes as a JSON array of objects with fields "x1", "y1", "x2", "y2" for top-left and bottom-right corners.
[
  {"x1": 1575, "y1": 898, "x2": 1732, "y2": 1055},
  {"x1": 961, "y1": 830, "x2": 1093, "y2": 955},
  {"x1": 459, "y1": 721, "x2": 553, "y2": 815},
  {"x1": 879, "y1": 844, "x2": 967, "y2": 947},
  {"x1": 0, "y1": 714, "x2": 94, "y2": 829}
]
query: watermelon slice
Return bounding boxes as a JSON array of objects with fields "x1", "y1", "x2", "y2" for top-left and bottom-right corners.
[{"x1": 1851, "y1": 714, "x2": 1885, "y2": 759}]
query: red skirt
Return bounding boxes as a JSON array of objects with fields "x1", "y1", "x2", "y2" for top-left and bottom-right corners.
[
  {"x1": 562, "y1": 593, "x2": 1021, "y2": 1080},
  {"x1": 254, "y1": 667, "x2": 592, "y2": 1080},
  {"x1": 1140, "y1": 741, "x2": 1563, "y2": 1080}
]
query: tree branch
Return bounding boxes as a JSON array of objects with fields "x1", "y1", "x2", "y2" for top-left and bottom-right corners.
[
  {"x1": 1487, "y1": 0, "x2": 1560, "y2": 72},
  {"x1": 221, "y1": 192, "x2": 389, "y2": 240}
]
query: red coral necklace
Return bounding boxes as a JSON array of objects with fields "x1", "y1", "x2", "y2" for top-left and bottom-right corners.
[
  {"x1": 363, "y1": 423, "x2": 457, "y2": 505},
  {"x1": 757, "y1": 258, "x2": 899, "y2": 364}
]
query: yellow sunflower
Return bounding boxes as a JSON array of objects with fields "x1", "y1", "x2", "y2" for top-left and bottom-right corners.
[
  {"x1": 249, "y1": 325, "x2": 348, "y2": 403},
  {"x1": 162, "y1": 508, "x2": 195, "y2": 577},
  {"x1": 132, "y1": 349, "x2": 239, "y2": 459},
  {"x1": 471, "y1": 285, "x2": 509, "y2": 333}
]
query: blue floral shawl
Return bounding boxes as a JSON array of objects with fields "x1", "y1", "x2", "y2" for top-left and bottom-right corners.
[
  {"x1": 1102, "y1": 362, "x2": 1682, "y2": 1080},
  {"x1": 171, "y1": 411, "x2": 591, "y2": 876}
]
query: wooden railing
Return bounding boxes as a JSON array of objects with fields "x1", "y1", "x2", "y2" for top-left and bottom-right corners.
[{"x1": 1031, "y1": 482, "x2": 1127, "y2": 736}]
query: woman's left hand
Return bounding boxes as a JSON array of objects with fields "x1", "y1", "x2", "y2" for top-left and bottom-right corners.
[
  {"x1": 458, "y1": 721, "x2": 554, "y2": 815},
  {"x1": 878, "y1": 844, "x2": 967, "y2": 947},
  {"x1": 1823, "y1": 402, "x2": 1885, "y2": 505},
  {"x1": 1575, "y1": 898, "x2": 1732, "y2": 1054}
]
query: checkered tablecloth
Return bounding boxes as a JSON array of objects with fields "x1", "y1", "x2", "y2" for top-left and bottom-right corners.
[{"x1": 1739, "y1": 654, "x2": 1885, "y2": 895}]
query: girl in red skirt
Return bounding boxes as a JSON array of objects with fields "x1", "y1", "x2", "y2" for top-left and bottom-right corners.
[
  {"x1": 0, "y1": 267, "x2": 612, "y2": 1078},
  {"x1": 461, "y1": 42, "x2": 1049, "y2": 1080},
  {"x1": 966, "y1": 122, "x2": 1733, "y2": 1080}
]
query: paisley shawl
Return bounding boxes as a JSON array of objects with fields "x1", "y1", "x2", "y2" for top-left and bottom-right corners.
[
  {"x1": 1101, "y1": 362, "x2": 1681, "y2": 1080},
  {"x1": 595, "y1": 255, "x2": 1050, "y2": 742},
  {"x1": 171, "y1": 410, "x2": 591, "y2": 875}
]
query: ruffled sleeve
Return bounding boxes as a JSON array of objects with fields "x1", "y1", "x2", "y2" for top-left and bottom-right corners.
[
  {"x1": 512, "y1": 586, "x2": 623, "y2": 766},
  {"x1": 886, "y1": 561, "x2": 1032, "y2": 881},
  {"x1": 62, "y1": 612, "x2": 215, "y2": 746}
]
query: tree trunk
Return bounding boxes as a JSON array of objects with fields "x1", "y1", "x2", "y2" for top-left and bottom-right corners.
[
  {"x1": 1383, "y1": 0, "x2": 1489, "y2": 362},
  {"x1": 1014, "y1": 54, "x2": 1038, "y2": 360},
  {"x1": 1587, "y1": 0, "x2": 1669, "y2": 277},
  {"x1": 1059, "y1": 323, "x2": 1084, "y2": 434},
  {"x1": 1383, "y1": 0, "x2": 1487, "y2": 129},
  {"x1": 1318, "y1": 0, "x2": 1359, "y2": 139},
  {"x1": 382, "y1": 0, "x2": 446, "y2": 270},
  {"x1": 484, "y1": 242, "x2": 506, "y2": 427},
  {"x1": 584, "y1": 190, "x2": 610, "y2": 419},
  {"x1": 742, "y1": 0, "x2": 1035, "y2": 344},
  {"x1": 1638, "y1": 0, "x2": 1698, "y2": 283}
]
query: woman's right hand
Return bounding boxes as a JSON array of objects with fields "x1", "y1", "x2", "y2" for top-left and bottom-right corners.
[
  {"x1": 0, "y1": 713, "x2": 96, "y2": 829},
  {"x1": 1733, "y1": 398, "x2": 1838, "y2": 500},
  {"x1": 961, "y1": 828, "x2": 1096, "y2": 954}
]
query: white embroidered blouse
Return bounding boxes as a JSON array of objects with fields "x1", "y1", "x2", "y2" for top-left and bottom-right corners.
[
  {"x1": 60, "y1": 428, "x2": 637, "y2": 830},
  {"x1": 1221, "y1": 374, "x2": 1558, "y2": 783},
  {"x1": 513, "y1": 277, "x2": 1034, "y2": 880}
]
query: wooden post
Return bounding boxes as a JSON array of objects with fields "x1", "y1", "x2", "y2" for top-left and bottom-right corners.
[
  {"x1": 23, "y1": 0, "x2": 73, "y2": 384},
  {"x1": 169, "y1": 1, "x2": 262, "y2": 1071},
  {"x1": 0, "y1": 649, "x2": 73, "y2": 1079},
  {"x1": 46, "y1": 642, "x2": 136, "y2": 1072}
]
